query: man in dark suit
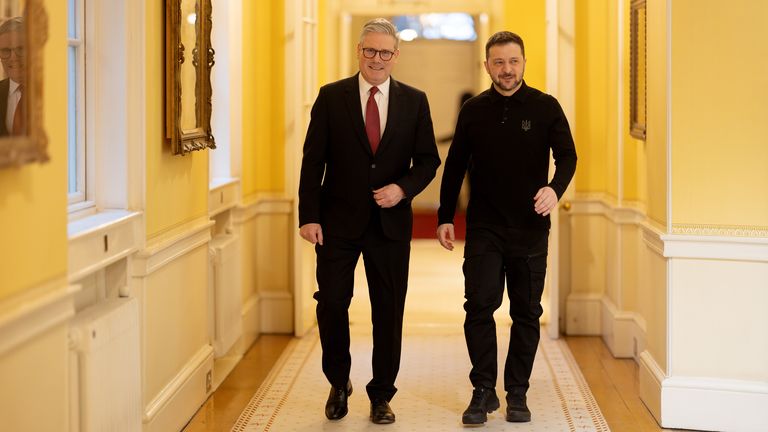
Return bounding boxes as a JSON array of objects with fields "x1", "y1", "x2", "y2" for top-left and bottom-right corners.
[
  {"x1": 298, "y1": 17, "x2": 440, "y2": 425},
  {"x1": 0, "y1": 17, "x2": 25, "y2": 136}
]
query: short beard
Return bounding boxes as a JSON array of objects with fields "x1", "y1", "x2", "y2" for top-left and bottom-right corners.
[{"x1": 493, "y1": 75, "x2": 522, "y2": 93}]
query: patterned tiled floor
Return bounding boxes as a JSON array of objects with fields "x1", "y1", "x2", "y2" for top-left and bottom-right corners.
[{"x1": 232, "y1": 240, "x2": 609, "y2": 431}]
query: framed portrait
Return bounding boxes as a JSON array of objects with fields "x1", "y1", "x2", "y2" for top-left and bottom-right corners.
[
  {"x1": 166, "y1": 0, "x2": 215, "y2": 155},
  {"x1": 0, "y1": 0, "x2": 48, "y2": 168},
  {"x1": 630, "y1": 0, "x2": 646, "y2": 140}
]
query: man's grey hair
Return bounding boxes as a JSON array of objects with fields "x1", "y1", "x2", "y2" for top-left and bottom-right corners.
[
  {"x1": 0, "y1": 17, "x2": 23, "y2": 36},
  {"x1": 359, "y1": 18, "x2": 399, "y2": 50}
]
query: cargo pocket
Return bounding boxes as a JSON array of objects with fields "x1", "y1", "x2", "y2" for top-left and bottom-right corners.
[{"x1": 526, "y1": 252, "x2": 548, "y2": 305}]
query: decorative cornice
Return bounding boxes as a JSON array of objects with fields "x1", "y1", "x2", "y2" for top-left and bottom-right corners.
[{"x1": 671, "y1": 224, "x2": 768, "y2": 238}]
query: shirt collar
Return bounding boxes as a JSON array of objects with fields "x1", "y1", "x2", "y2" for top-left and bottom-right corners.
[
  {"x1": 9, "y1": 79, "x2": 20, "y2": 94},
  {"x1": 488, "y1": 80, "x2": 530, "y2": 103},
  {"x1": 359, "y1": 74, "x2": 390, "y2": 98}
]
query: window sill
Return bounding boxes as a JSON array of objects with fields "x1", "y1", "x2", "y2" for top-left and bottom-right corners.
[
  {"x1": 209, "y1": 177, "x2": 240, "y2": 217},
  {"x1": 68, "y1": 210, "x2": 143, "y2": 282}
]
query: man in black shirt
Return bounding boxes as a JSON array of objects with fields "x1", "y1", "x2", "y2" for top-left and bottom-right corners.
[{"x1": 437, "y1": 31, "x2": 576, "y2": 425}]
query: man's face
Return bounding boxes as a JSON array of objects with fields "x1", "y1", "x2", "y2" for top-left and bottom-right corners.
[
  {"x1": 0, "y1": 30, "x2": 25, "y2": 83},
  {"x1": 357, "y1": 32, "x2": 398, "y2": 86},
  {"x1": 484, "y1": 42, "x2": 525, "y2": 95}
]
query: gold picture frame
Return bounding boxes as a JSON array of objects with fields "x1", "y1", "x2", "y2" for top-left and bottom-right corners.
[
  {"x1": 0, "y1": 2, "x2": 48, "y2": 168},
  {"x1": 630, "y1": 0, "x2": 647, "y2": 140},
  {"x1": 166, "y1": 0, "x2": 215, "y2": 155}
]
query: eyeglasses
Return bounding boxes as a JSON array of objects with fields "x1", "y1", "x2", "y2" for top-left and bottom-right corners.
[
  {"x1": 361, "y1": 47, "x2": 395, "y2": 61},
  {"x1": 0, "y1": 47, "x2": 24, "y2": 59}
]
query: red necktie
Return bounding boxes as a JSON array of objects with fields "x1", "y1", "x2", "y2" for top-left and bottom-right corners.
[
  {"x1": 365, "y1": 86, "x2": 380, "y2": 154},
  {"x1": 12, "y1": 86, "x2": 23, "y2": 135}
]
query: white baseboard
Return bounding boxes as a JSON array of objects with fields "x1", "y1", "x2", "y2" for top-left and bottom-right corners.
[
  {"x1": 662, "y1": 377, "x2": 768, "y2": 432},
  {"x1": 212, "y1": 354, "x2": 242, "y2": 392},
  {"x1": 143, "y1": 345, "x2": 213, "y2": 432},
  {"x1": 260, "y1": 291, "x2": 294, "y2": 333},
  {"x1": 565, "y1": 293, "x2": 602, "y2": 335},
  {"x1": 638, "y1": 350, "x2": 768, "y2": 431},
  {"x1": 639, "y1": 349, "x2": 663, "y2": 423},
  {"x1": 237, "y1": 293, "x2": 261, "y2": 354},
  {"x1": 600, "y1": 296, "x2": 646, "y2": 359}
]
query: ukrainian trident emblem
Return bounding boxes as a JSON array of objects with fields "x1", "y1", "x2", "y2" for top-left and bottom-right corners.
[{"x1": 521, "y1": 120, "x2": 531, "y2": 131}]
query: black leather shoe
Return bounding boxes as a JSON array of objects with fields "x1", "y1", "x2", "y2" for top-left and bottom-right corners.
[
  {"x1": 505, "y1": 393, "x2": 531, "y2": 422},
  {"x1": 325, "y1": 380, "x2": 352, "y2": 420},
  {"x1": 462, "y1": 387, "x2": 500, "y2": 425},
  {"x1": 370, "y1": 398, "x2": 395, "y2": 424}
]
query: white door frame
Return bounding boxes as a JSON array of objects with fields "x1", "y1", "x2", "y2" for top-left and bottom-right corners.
[{"x1": 544, "y1": 0, "x2": 576, "y2": 340}]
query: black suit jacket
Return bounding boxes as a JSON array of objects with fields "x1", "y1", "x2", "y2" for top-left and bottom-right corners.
[
  {"x1": 298, "y1": 74, "x2": 440, "y2": 241},
  {"x1": 0, "y1": 79, "x2": 11, "y2": 136}
]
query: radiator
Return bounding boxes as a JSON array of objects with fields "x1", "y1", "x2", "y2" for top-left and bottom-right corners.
[
  {"x1": 69, "y1": 297, "x2": 141, "y2": 432},
  {"x1": 210, "y1": 234, "x2": 242, "y2": 357}
]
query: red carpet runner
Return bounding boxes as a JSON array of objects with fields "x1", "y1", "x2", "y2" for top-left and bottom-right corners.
[{"x1": 412, "y1": 211, "x2": 466, "y2": 240}]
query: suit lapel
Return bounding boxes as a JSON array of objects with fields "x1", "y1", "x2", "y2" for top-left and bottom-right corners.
[
  {"x1": 377, "y1": 78, "x2": 401, "y2": 156},
  {"x1": 0, "y1": 80, "x2": 9, "y2": 135},
  {"x1": 343, "y1": 74, "x2": 373, "y2": 156}
]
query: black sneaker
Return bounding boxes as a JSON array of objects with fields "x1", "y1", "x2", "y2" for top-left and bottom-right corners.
[
  {"x1": 505, "y1": 393, "x2": 531, "y2": 422},
  {"x1": 462, "y1": 387, "x2": 500, "y2": 425}
]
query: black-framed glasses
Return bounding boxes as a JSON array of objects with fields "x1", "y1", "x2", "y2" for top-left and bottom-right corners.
[
  {"x1": 361, "y1": 47, "x2": 395, "y2": 61},
  {"x1": 0, "y1": 46, "x2": 24, "y2": 59}
]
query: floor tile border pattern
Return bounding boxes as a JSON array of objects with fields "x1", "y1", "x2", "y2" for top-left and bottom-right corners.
[
  {"x1": 539, "y1": 334, "x2": 611, "y2": 431},
  {"x1": 231, "y1": 334, "x2": 320, "y2": 432},
  {"x1": 232, "y1": 328, "x2": 610, "y2": 431}
]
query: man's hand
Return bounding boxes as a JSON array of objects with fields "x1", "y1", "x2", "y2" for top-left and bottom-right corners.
[
  {"x1": 437, "y1": 223, "x2": 455, "y2": 251},
  {"x1": 533, "y1": 186, "x2": 558, "y2": 216},
  {"x1": 373, "y1": 184, "x2": 406, "y2": 208},
  {"x1": 299, "y1": 223, "x2": 323, "y2": 245}
]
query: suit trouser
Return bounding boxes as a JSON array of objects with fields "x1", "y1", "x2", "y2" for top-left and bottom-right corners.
[
  {"x1": 462, "y1": 225, "x2": 549, "y2": 394},
  {"x1": 313, "y1": 213, "x2": 410, "y2": 401}
]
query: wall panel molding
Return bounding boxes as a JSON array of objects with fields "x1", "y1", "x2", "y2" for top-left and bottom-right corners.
[
  {"x1": 0, "y1": 280, "x2": 77, "y2": 356},
  {"x1": 663, "y1": 234, "x2": 768, "y2": 262},
  {"x1": 133, "y1": 218, "x2": 214, "y2": 277}
]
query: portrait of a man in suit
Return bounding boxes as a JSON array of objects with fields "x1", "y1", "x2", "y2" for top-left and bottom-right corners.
[{"x1": 0, "y1": 17, "x2": 25, "y2": 137}]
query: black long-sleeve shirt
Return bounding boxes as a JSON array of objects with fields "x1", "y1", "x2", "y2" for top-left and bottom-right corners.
[{"x1": 438, "y1": 81, "x2": 577, "y2": 231}]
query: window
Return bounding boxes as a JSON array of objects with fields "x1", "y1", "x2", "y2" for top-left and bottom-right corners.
[
  {"x1": 68, "y1": 0, "x2": 88, "y2": 209},
  {"x1": 392, "y1": 13, "x2": 477, "y2": 42}
]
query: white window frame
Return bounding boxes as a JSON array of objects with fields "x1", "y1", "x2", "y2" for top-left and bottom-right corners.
[
  {"x1": 67, "y1": 0, "x2": 146, "y2": 282},
  {"x1": 68, "y1": 0, "x2": 92, "y2": 214}
]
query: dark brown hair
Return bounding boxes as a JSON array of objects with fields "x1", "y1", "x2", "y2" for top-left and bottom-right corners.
[{"x1": 485, "y1": 31, "x2": 525, "y2": 59}]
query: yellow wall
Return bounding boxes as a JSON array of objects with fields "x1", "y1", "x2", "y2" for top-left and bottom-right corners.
[
  {"x1": 622, "y1": 0, "x2": 645, "y2": 203},
  {"x1": 0, "y1": 0, "x2": 68, "y2": 299},
  {"x1": 145, "y1": 0, "x2": 209, "y2": 239},
  {"x1": 242, "y1": 0, "x2": 285, "y2": 197},
  {"x1": 644, "y1": 0, "x2": 667, "y2": 226},
  {"x1": 502, "y1": 0, "x2": 546, "y2": 91},
  {"x1": 574, "y1": 0, "x2": 611, "y2": 195},
  {"x1": 671, "y1": 0, "x2": 768, "y2": 229}
]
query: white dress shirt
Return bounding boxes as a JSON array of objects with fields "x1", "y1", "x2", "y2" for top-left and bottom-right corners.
[
  {"x1": 6, "y1": 79, "x2": 21, "y2": 132},
  {"x1": 358, "y1": 75, "x2": 390, "y2": 138}
]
